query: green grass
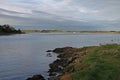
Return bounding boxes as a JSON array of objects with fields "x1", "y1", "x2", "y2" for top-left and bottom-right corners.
[{"x1": 72, "y1": 44, "x2": 120, "y2": 80}]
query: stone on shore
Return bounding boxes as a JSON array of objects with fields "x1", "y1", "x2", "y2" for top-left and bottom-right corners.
[
  {"x1": 46, "y1": 50, "x2": 53, "y2": 52},
  {"x1": 26, "y1": 75, "x2": 45, "y2": 80},
  {"x1": 52, "y1": 47, "x2": 73, "y2": 53}
]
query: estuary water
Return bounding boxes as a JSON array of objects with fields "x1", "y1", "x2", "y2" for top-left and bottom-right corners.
[{"x1": 0, "y1": 33, "x2": 120, "y2": 80}]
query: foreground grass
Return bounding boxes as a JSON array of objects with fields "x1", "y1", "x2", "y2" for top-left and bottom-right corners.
[{"x1": 72, "y1": 44, "x2": 120, "y2": 80}]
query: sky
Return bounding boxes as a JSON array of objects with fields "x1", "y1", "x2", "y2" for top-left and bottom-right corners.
[{"x1": 0, "y1": 0, "x2": 120, "y2": 30}]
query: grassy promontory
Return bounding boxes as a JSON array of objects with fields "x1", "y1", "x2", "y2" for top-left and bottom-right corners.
[{"x1": 49, "y1": 44, "x2": 120, "y2": 80}]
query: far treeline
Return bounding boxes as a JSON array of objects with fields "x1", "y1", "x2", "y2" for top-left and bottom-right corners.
[{"x1": 0, "y1": 24, "x2": 23, "y2": 35}]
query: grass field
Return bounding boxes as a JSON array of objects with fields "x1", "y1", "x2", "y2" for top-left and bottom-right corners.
[{"x1": 71, "y1": 44, "x2": 120, "y2": 80}]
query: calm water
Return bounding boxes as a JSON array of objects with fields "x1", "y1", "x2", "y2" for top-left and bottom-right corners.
[{"x1": 0, "y1": 33, "x2": 120, "y2": 80}]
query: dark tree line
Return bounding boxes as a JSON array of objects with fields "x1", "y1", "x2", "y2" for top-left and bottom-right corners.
[{"x1": 0, "y1": 24, "x2": 22, "y2": 34}]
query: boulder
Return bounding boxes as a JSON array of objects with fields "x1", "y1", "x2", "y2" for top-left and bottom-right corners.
[
  {"x1": 53, "y1": 47, "x2": 73, "y2": 53},
  {"x1": 46, "y1": 50, "x2": 53, "y2": 52},
  {"x1": 26, "y1": 75, "x2": 45, "y2": 80}
]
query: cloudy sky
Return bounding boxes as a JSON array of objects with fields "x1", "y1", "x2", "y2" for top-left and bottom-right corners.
[{"x1": 0, "y1": 0, "x2": 120, "y2": 30}]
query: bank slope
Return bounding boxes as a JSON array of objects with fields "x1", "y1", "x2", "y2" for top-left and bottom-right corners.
[{"x1": 51, "y1": 44, "x2": 120, "y2": 80}]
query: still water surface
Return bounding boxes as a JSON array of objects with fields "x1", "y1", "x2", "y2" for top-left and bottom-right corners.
[{"x1": 0, "y1": 33, "x2": 120, "y2": 80}]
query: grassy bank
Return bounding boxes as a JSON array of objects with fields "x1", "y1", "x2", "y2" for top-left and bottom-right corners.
[
  {"x1": 72, "y1": 44, "x2": 120, "y2": 80},
  {"x1": 51, "y1": 44, "x2": 120, "y2": 80}
]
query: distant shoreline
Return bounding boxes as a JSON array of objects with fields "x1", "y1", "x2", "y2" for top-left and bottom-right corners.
[{"x1": 22, "y1": 30, "x2": 120, "y2": 34}]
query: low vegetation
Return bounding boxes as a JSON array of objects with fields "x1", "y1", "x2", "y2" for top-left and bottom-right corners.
[{"x1": 72, "y1": 44, "x2": 120, "y2": 80}]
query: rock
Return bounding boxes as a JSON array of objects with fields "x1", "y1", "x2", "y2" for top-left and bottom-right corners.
[
  {"x1": 46, "y1": 50, "x2": 53, "y2": 52},
  {"x1": 26, "y1": 75, "x2": 45, "y2": 80},
  {"x1": 53, "y1": 47, "x2": 73, "y2": 53},
  {"x1": 48, "y1": 76, "x2": 60, "y2": 80},
  {"x1": 46, "y1": 53, "x2": 52, "y2": 57},
  {"x1": 49, "y1": 72, "x2": 57, "y2": 76},
  {"x1": 49, "y1": 59, "x2": 63, "y2": 73}
]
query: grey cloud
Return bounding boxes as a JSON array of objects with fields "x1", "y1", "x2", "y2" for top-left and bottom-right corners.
[
  {"x1": 0, "y1": 13, "x2": 29, "y2": 20},
  {"x1": 32, "y1": 10, "x2": 52, "y2": 15},
  {"x1": 54, "y1": 0, "x2": 64, "y2": 2},
  {"x1": 0, "y1": 8, "x2": 25, "y2": 14},
  {"x1": 0, "y1": 0, "x2": 120, "y2": 31}
]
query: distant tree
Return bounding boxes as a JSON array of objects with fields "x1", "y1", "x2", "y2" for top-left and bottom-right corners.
[
  {"x1": 0, "y1": 24, "x2": 22, "y2": 34},
  {"x1": 17, "y1": 29, "x2": 22, "y2": 33}
]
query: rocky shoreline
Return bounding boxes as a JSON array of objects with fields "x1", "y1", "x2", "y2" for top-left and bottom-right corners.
[
  {"x1": 26, "y1": 46, "x2": 88, "y2": 80},
  {"x1": 48, "y1": 47, "x2": 88, "y2": 80}
]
